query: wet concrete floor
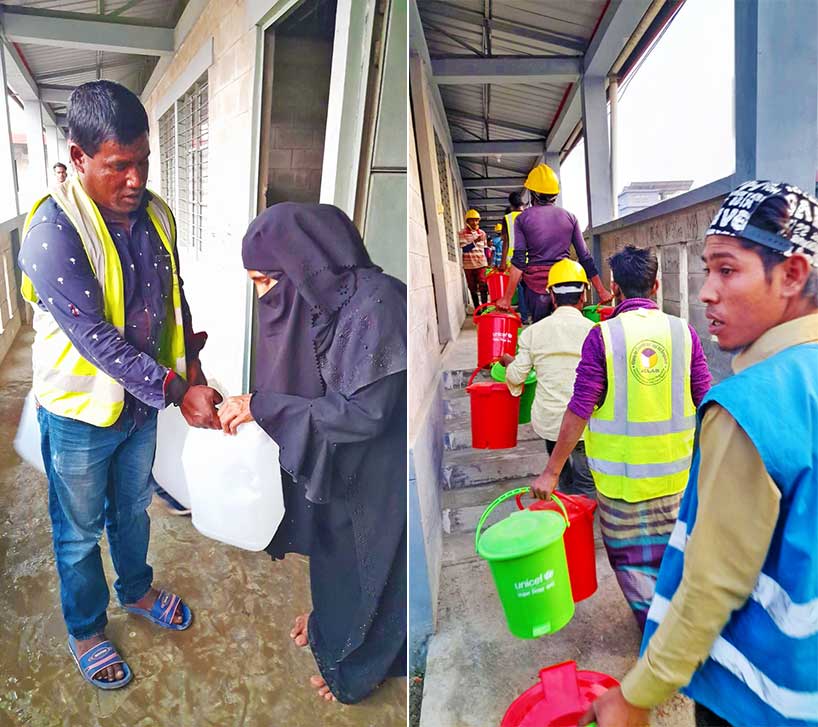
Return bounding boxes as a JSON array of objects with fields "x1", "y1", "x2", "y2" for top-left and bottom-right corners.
[{"x1": 0, "y1": 328, "x2": 406, "y2": 727}]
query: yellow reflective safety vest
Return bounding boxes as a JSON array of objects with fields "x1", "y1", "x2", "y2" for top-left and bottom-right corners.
[
  {"x1": 504, "y1": 210, "x2": 522, "y2": 266},
  {"x1": 584, "y1": 308, "x2": 696, "y2": 502},
  {"x1": 20, "y1": 177, "x2": 187, "y2": 427}
]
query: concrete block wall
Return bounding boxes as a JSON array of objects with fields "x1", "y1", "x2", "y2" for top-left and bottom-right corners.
[
  {"x1": 266, "y1": 36, "x2": 332, "y2": 206},
  {"x1": 143, "y1": 0, "x2": 258, "y2": 396},
  {"x1": 598, "y1": 196, "x2": 733, "y2": 383}
]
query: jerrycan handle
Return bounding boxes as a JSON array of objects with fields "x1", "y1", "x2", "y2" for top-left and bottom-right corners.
[{"x1": 475, "y1": 487, "x2": 569, "y2": 553}]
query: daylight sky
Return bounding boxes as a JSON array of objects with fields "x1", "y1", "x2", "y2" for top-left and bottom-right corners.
[{"x1": 561, "y1": 0, "x2": 735, "y2": 230}]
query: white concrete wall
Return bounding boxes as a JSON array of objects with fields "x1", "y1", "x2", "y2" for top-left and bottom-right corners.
[{"x1": 143, "y1": 0, "x2": 257, "y2": 396}]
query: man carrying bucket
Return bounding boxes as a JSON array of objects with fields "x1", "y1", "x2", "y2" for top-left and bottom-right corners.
[
  {"x1": 499, "y1": 259, "x2": 595, "y2": 498},
  {"x1": 531, "y1": 246, "x2": 711, "y2": 631},
  {"x1": 583, "y1": 182, "x2": 818, "y2": 727},
  {"x1": 459, "y1": 209, "x2": 489, "y2": 309}
]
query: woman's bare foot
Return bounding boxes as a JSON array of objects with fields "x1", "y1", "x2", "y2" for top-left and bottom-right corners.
[
  {"x1": 310, "y1": 675, "x2": 338, "y2": 702},
  {"x1": 126, "y1": 587, "x2": 184, "y2": 625},
  {"x1": 290, "y1": 613, "x2": 309, "y2": 647},
  {"x1": 73, "y1": 634, "x2": 125, "y2": 683}
]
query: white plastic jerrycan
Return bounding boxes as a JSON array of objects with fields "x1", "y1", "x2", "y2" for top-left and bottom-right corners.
[
  {"x1": 182, "y1": 421, "x2": 285, "y2": 551},
  {"x1": 153, "y1": 404, "x2": 193, "y2": 508}
]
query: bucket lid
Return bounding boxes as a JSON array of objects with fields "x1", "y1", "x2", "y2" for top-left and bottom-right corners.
[
  {"x1": 466, "y1": 380, "x2": 512, "y2": 396},
  {"x1": 477, "y1": 509, "x2": 566, "y2": 561},
  {"x1": 490, "y1": 361, "x2": 537, "y2": 385}
]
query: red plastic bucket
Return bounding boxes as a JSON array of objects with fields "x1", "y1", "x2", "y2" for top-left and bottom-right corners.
[
  {"x1": 517, "y1": 492, "x2": 598, "y2": 602},
  {"x1": 473, "y1": 303, "x2": 521, "y2": 368},
  {"x1": 466, "y1": 368, "x2": 520, "y2": 449},
  {"x1": 502, "y1": 660, "x2": 618, "y2": 727},
  {"x1": 486, "y1": 270, "x2": 509, "y2": 301}
]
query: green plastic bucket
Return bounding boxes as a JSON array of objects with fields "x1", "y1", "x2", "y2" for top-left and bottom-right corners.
[
  {"x1": 476, "y1": 488, "x2": 575, "y2": 639},
  {"x1": 491, "y1": 362, "x2": 537, "y2": 424},
  {"x1": 582, "y1": 304, "x2": 601, "y2": 323}
]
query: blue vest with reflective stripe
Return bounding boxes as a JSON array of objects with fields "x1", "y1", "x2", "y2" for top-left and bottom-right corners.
[{"x1": 643, "y1": 343, "x2": 818, "y2": 726}]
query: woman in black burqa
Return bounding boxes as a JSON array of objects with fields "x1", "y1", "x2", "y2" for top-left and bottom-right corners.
[{"x1": 217, "y1": 202, "x2": 407, "y2": 704}]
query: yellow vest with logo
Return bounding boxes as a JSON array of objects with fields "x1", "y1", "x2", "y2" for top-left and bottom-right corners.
[
  {"x1": 584, "y1": 308, "x2": 695, "y2": 502},
  {"x1": 504, "y1": 210, "x2": 522, "y2": 266},
  {"x1": 21, "y1": 177, "x2": 187, "y2": 427}
]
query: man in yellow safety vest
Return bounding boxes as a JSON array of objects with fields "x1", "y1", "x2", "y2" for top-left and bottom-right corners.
[
  {"x1": 530, "y1": 246, "x2": 712, "y2": 630},
  {"x1": 18, "y1": 81, "x2": 221, "y2": 689}
]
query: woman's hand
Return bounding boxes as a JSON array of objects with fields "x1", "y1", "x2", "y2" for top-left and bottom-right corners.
[{"x1": 218, "y1": 394, "x2": 254, "y2": 435}]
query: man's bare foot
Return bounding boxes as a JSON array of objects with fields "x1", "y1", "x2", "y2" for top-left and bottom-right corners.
[
  {"x1": 310, "y1": 675, "x2": 338, "y2": 702},
  {"x1": 290, "y1": 613, "x2": 309, "y2": 647},
  {"x1": 73, "y1": 634, "x2": 125, "y2": 683},
  {"x1": 125, "y1": 587, "x2": 184, "y2": 625}
]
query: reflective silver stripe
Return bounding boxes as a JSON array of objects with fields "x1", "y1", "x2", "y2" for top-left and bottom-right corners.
[
  {"x1": 591, "y1": 314, "x2": 694, "y2": 435},
  {"x1": 39, "y1": 369, "x2": 122, "y2": 402},
  {"x1": 751, "y1": 572, "x2": 818, "y2": 638},
  {"x1": 710, "y1": 636, "x2": 818, "y2": 719},
  {"x1": 587, "y1": 454, "x2": 692, "y2": 478},
  {"x1": 667, "y1": 518, "x2": 688, "y2": 552},
  {"x1": 646, "y1": 592, "x2": 672, "y2": 624}
]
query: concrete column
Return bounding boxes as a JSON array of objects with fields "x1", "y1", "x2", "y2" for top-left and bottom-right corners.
[
  {"x1": 44, "y1": 124, "x2": 59, "y2": 171},
  {"x1": 22, "y1": 100, "x2": 47, "y2": 208},
  {"x1": 544, "y1": 150, "x2": 562, "y2": 208},
  {"x1": 734, "y1": 0, "x2": 818, "y2": 189},
  {"x1": 0, "y1": 51, "x2": 19, "y2": 219},
  {"x1": 581, "y1": 75, "x2": 613, "y2": 228},
  {"x1": 608, "y1": 75, "x2": 618, "y2": 216}
]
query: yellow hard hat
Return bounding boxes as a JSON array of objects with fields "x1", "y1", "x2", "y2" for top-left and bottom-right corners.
[
  {"x1": 524, "y1": 164, "x2": 560, "y2": 195},
  {"x1": 548, "y1": 259, "x2": 588, "y2": 288},
  {"x1": 465, "y1": 209, "x2": 481, "y2": 220},
  {"x1": 494, "y1": 223, "x2": 503, "y2": 231}
]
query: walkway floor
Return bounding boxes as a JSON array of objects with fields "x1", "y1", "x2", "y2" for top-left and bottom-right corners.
[
  {"x1": 0, "y1": 328, "x2": 406, "y2": 726},
  {"x1": 420, "y1": 319, "x2": 693, "y2": 727}
]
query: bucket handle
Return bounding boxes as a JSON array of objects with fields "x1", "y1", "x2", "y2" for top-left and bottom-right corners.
[
  {"x1": 475, "y1": 487, "x2": 570, "y2": 553},
  {"x1": 472, "y1": 302, "x2": 521, "y2": 326}
]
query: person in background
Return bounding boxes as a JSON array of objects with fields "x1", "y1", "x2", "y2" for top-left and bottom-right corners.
[
  {"x1": 584, "y1": 181, "x2": 818, "y2": 727},
  {"x1": 531, "y1": 246, "x2": 711, "y2": 631},
  {"x1": 501, "y1": 192, "x2": 531, "y2": 323},
  {"x1": 459, "y1": 208, "x2": 489, "y2": 309},
  {"x1": 491, "y1": 223, "x2": 504, "y2": 268},
  {"x1": 500, "y1": 259, "x2": 595, "y2": 498},
  {"x1": 496, "y1": 164, "x2": 611, "y2": 321},
  {"x1": 18, "y1": 81, "x2": 219, "y2": 689},
  {"x1": 218, "y1": 203, "x2": 407, "y2": 704},
  {"x1": 52, "y1": 162, "x2": 67, "y2": 185}
]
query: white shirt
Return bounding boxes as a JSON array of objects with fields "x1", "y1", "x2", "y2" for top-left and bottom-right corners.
[{"x1": 505, "y1": 305, "x2": 594, "y2": 440}]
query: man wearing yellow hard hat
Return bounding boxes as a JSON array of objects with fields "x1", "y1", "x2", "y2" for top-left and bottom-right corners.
[
  {"x1": 458, "y1": 208, "x2": 489, "y2": 308},
  {"x1": 496, "y1": 163, "x2": 612, "y2": 322},
  {"x1": 499, "y1": 259, "x2": 595, "y2": 497}
]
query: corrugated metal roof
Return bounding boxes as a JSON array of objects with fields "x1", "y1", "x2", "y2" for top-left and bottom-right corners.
[
  {"x1": 417, "y1": 0, "x2": 608, "y2": 202},
  {"x1": 3, "y1": 0, "x2": 185, "y2": 28}
]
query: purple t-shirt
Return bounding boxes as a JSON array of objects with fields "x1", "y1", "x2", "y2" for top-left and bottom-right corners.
[
  {"x1": 568, "y1": 298, "x2": 712, "y2": 420},
  {"x1": 19, "y1": 195, "x2": 197, "y2": 425},
  {"x1": 511, "y1": 204, "x2": 599, "y2": 279}
]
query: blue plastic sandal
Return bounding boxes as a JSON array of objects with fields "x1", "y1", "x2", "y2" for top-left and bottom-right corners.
[
  {"x1": 123, "y1": 589, "x2": 192, "y2": 630},
  {"x1": 68, "y1": 635, "x2": 133, "y2": 690}
]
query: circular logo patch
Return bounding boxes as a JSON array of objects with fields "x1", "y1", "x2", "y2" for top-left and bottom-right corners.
[{"x1": 629, "y1": 339, "x2": 670, "y2": 385}]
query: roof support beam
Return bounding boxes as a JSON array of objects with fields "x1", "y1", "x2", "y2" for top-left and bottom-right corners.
[
  {"x1": 432, "y1": 55, "x2": 580, "y2": 84},
  {"x1": 1, "y1": 40, "x2": 60, "y2": 126},
  {"x1": 462, "y1": 177, "x2": 525, "y2": 189},
  {"x1": 0, "y1": 6, "x2": 174, "y2": 56},
  {"x1": 454, "y1": 139, "x2": 545, "y2": 157},
  {"x1": 546, "y1": 0, "x2": 653, "y2": 154},
  {"x1": 447, "y1": 108, "x2": 545, "y2": 137},
  {"x1": 421, "y1": 3, "x2": 586, "y2": 53},
  {"x1": 39, "y1": 85, "x2": 73, "y2": 104}
]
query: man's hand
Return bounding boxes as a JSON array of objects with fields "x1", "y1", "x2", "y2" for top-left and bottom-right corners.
[
  {"x1": 499, "y1": 353, "x2": 515, "y2": 367},
  {"x1": 180, "y1": 385, "x2": 222, "y2": 429},
  {"x1": 495, "y1": 294, "x2": 512, "y2": 311},
  {"x1": 218, "y1": 394, "x2": 254, "y2": 435},
  {"x1": 187, "y1": 358, "x2": 207, "y2": 387},
  {"x1": 531, "y1": 469, "x2": 559, "y2": 500},
  {"x1": 597, "y1": 287, "x2": 614, "y2": 305},
  {"x1": 579, "y1": 686, "x2": 650, "y2": 727}
]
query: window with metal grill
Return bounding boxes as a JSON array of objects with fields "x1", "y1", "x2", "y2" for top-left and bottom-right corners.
[
  {"x1": 434, "y1": 131, "x2": 457, "y2": 262},
  {"x1": 176, "y1": 73, "x2": 209, "y2": 250},
  {"x1": 158, "y1": 107, "x2": 175, "y2": 208}
]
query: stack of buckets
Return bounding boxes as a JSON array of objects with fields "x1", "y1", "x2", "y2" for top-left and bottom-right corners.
[
  {"x1": 486, "y1": 269, "x2": 509, "y2": 301},
  {"x1": 467, "y1": 303, "x2": 522, "y2": 449}
]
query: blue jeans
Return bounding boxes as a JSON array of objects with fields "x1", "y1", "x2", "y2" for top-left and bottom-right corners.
[{"x1": 38, "y1": 407, "x2": 156, "y2": 639}]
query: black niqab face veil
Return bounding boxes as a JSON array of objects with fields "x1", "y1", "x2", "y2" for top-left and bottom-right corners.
[{"x1": 242, "y1": 201, "x2": 406, "y2": 400}]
